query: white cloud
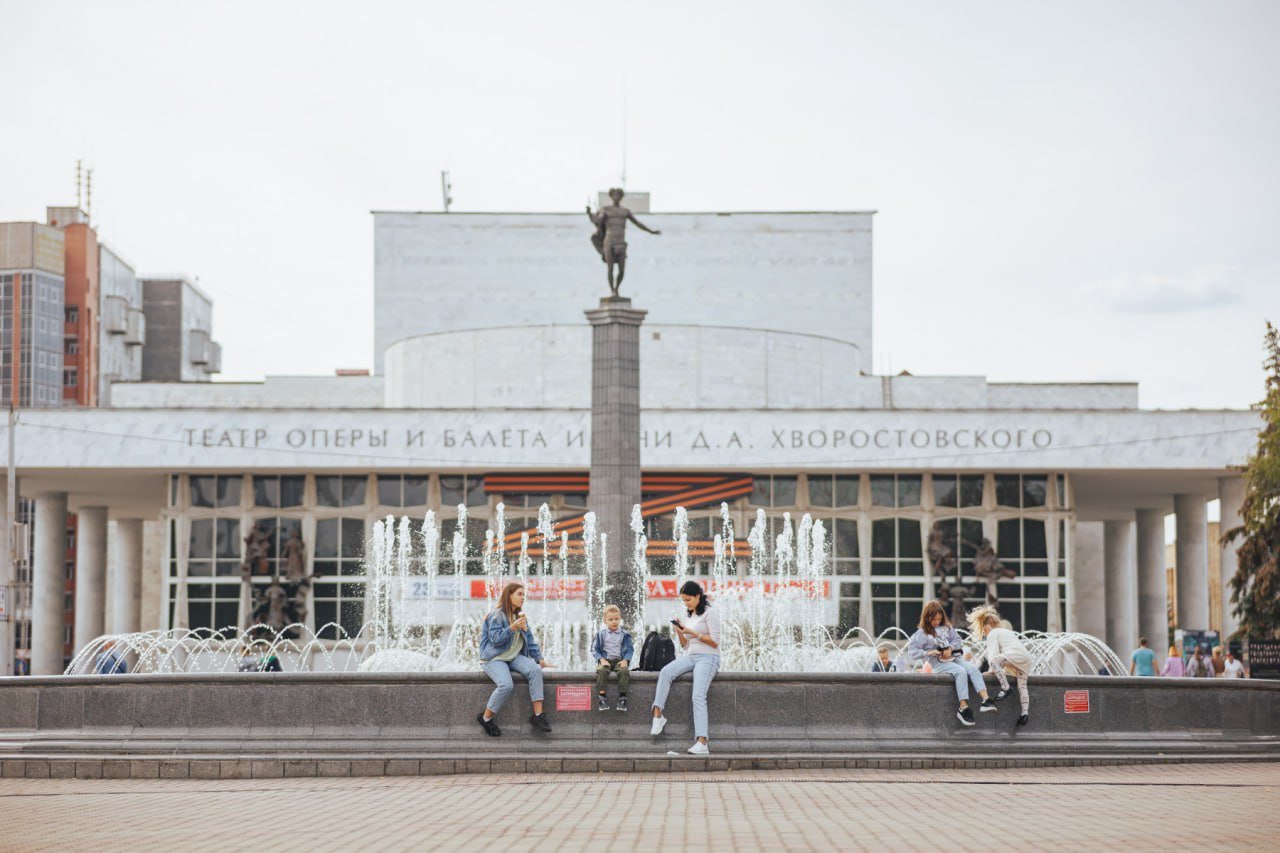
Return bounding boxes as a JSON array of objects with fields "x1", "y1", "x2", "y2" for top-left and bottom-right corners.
[{"x1": 1084, "y1": 265, "x2": 1247, "y2": 313}]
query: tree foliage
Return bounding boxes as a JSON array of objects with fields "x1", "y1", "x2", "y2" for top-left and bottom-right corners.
[{"x1": 1224, "y1": 321, "x2": 1280, "y2": 639}]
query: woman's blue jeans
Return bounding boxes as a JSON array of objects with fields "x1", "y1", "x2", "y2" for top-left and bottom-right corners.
[
  {"x1": 653, "y1": 654, "x2": 720, "y2": 740},
  {"x1": 482, "y1": 656, "x2": 544, "y2": 713},
  {"x1": 932, "y1": 658, "x2": 985, "y2": 702}
]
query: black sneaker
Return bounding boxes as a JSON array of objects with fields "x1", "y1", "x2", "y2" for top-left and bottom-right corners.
[
  {"x1": 1017, "y1": 714, "x2": 1029, "y2": 727},
  {"x1": 994, "y1": 688, "x2": 1012, "y2": 702},
  {"x1": 616, "y1": 696, "x2": 628, "y2": 712},
  {"x1": 979, "y1": 698, "x2": 998, "y2": 713},
  {"x1": 530, "y1": 713, "x2": 552, "y2": 733},
  {"x1": 957, "y1": 707, "x2": 976, "y2": 726},
  {"x1": 476, "y1": 712, "x2": 501, "y2": 737}
]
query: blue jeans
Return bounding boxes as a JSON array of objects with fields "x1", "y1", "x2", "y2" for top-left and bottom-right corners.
[
  {"x1": 482, "y1": 656, "x2": 544, "y2": 713},
  {"x1": 932, "y1": 658, "x2": 985, "y2": 702},
  {"x1": 653, "y1": 654, "x2": 720, "y2": 740}
]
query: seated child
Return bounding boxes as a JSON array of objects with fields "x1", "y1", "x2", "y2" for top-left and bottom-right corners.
[
  {"x1": 592, "y1": 604, "x2": 635, "y2": 711},
  {"x1": 968, "y1": 605, "x2": 1033, "y2": 726}
]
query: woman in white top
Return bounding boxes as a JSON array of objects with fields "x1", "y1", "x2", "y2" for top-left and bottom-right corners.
[
  {"x1": 968, "y1": 605, "x2": 1032, "y2": 726},
  {"x1": 650, "y1": 580, "x2": 721, "y2": 755}
]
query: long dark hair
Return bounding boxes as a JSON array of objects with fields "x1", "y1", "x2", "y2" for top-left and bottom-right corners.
[
  {"x1": 680, "y1": 580, "x2": 710, "y2": 616},
  {"x1": 496, "y1": 582, "x2": 525, "y2": 622},
  {"x1": 919, "y1": 600, "x2": 949, "y2": 636}
]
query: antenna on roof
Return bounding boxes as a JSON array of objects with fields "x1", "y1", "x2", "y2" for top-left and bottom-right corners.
[
  {"x1": 85, "y1": 168, "x2": 93, "y2": 224},
  {"x1": 75, "y1": 160, "x2": 83, "y2": 210},
  {"x1": 441, "y1": 170, "x2": 453, "y2": 213}
]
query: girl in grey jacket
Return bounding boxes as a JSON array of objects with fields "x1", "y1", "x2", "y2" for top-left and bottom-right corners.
[{"x1": 907, "y1": 600, "x2": 995, "y2": 726}]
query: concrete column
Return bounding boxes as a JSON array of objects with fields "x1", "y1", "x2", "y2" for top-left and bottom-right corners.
[
  {"x1": 1103, "y1": 520, "x2": 1137, "y2": 655},
  {"x1": 1135, "y1": 509, "x2": 1168, "y2": 651},
  {"x1": 585, "y1": 297, "x2": 646, "y2": 629},
  {"x1": 1173, "y1": 494, "x2": 1210, "y2": 630},
  {"x1": 1218, "y1": 477, "x2": 1245, "y2": 639},
  {"x1": 113, "y1": 519, "x2": 143, "y2": 634},
  {"x1": 31, "y1": 491, "x2": 68, "y2": 676},
  {"x1": 72, "y1": 507, "x2": 108, "y2": 655},
  {"x1": 1068, "y1": 521, "x2": 1106, "y2": 639}
]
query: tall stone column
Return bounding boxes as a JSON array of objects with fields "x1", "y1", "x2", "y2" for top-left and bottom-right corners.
[
  {"x1": 1135, "y1": 508, "x2": 1168, "y2": 650},
  {"x1": 1173, "y1": 494, "x2": 1209, "y2": 630},
  {"x1": 1068, "y1": 521, "x2": 1106, "y2": 638},
  {"x1": 73, "y1": 506, "x2": 108, "y2": 655},
  {"x1": 31, "y1": 491, "x2": 68, "y2": 675},
  {"x1": 1218, "y1": 477, "x2": 1246, "y2": 639},
  {"x1": 585, "y1": 297, "x2": 646, "y2": 627},
  {"x1": 1103, "y1": 520, "x2": 1137, "y2": 655},
  {"x1": 113, "y1": 519, "x2": 143, "y2": 635}
]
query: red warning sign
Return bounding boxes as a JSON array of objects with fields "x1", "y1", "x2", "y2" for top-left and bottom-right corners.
[
  {"x1": 1063, "y1": 690, "x2": 1091, "y2": 714},
  {"x1": 556, "y1": 684, "x2": 593, "y2": 711}
]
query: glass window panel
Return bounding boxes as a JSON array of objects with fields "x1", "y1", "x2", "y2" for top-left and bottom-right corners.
[
  {"x1": 933, "y1": 475, "x2": 958, "y2": 508},
  {"x1": 959, "y1": 475, "x2": 984, "y2": 508},
  {"x1": 342, "y1": 518, "x2": 364, "y2": 559},
  {"x1": 465, "y1": 478, "x2": 486, "y2": 508},
  {"x1": 871, "y1": 560, "x2": 896, "y2": 576},
  {"x1": 871, "y1": 519, "x2": 895, "y2": 558},
  {"x1": 998, "y1": 519, "x2": 1021, "y2": 556},
  {"x1": 342, "y1": 476, "x2": 366, "y2": 507},
  {"x1": 562, "y1": 491, "x2": 587, "y2": 509},
  {"x1": 997, "y1": 583, "x2": 1019, "y2": 601},
  {"x1": 838, "y1": 600, "x2": 859, "y2": 634},
  {"x1": 1023, "y1": 560, "x2": 1049, "y2": 577},
  {"x1": 1024, "y1": 602, "x2": 1048, "y2": 632},
  {"x1": 188, "y1": 602, "x2": 213, "y2": 630},
  {"x1": 189, "y1": 476, "x2": 215, "y2": 508},
  {"x1": 169, "y1": 476, "x2": 179, "y2": 507},
  {"x1": 340, "y1": 601, "x2": 364, "y2": 636},
  {"x1": 253, "y1": 476, "x2": 280, "y2": 508},
  {"x1": 280, "y1": 476, "x2": 305, "y2": 508},
  {"x1": 316, "y1": 476, "x2": 342, "y2": 507},
  {"x1": 900, "y1": 560, "x2": 924, "y2": 576},
  {"x1": 833, "y1": 518, "x2": 858, "y2": 559},
  {"x1": 1056, "y1": 475, "x2": 1066, "y2": 508},
  {"x1": 898, "y1": 602, "x2": 919, "y2": 632},
  {"x1": 897, "y1": 519, "x2": 922, "y2": 558},
  {"x1": 834, "y1": 476, "x2": 859, "y2": 507},
  {"x1": 216, "y1": 561, "x2": 239, "y2": 577},
  {"x1": 873, "y1": 601, "x2": 895, "y2": 632},
  {"x1": 772, "y1": 477, "x2": 796, "y2": 507},
  {"x1": 1022, "y1": 475, "x2": 1047, "y2": 508},
  {"x1": 215, "y1": 476, "x2": 240, "y2": 508},
  {"x1": 995, "y1": 475, "x2": 1020, "y2": 508},
  {"x1": 896, "y1": 476, "x2": 921, "y2": 508},
  {"x1": 870, "y1": 476, "x2": 895, "y2": 507},
  {"x1": 314, "y1": 560, "x2": 338, "y2": 576},
  {"x1": 440, "y1": 476, "x2": 464, "y2": 506},
  {"x1": 1023, "y1": 519, "x2": 1047, "y2": 558},
  {"x1": 315, "y1": 518, "x2": 339, "y2": 558},
  {"x1": 403, "y1": 475, "x2": 428, "y2": 506},
  {"x1": 749, "y1": 478, "x2": 770, "y2": 507},
  {"x1": 188, "y1": 584, "x2": 212, "y2": 599},
  {"x1": 807, "y1": 476, "x2": 833, "y2": 508},
  {"x1": 900, "y1": 583, "x2": 924, "y2": 599},
  {"x1": 189, "y1": 519, "x2": 213, "y2": 558},
  {"x1": 1023, "y1": 583, "x2": 1049, "y2": 598},
  {"x1": 314, "y1": 601, "x2": 337, "y2": 637},
  {"x1": 215, "y1": 519, "x2": 239, "y2": 559},
  {"x1": 377, "y1": 475, "x2": 402, "y2": 506},
  {"x1": 188, "y1": 560, "x2": 213, "y2": 577},
  {"x1": 834, "y1": 559, "x2": 858, "y2": 576},
  {"x1": 214, "y1": 602, "x2": 239, "y2": 630}
]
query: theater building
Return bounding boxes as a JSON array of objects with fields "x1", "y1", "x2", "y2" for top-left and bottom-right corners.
[{"x1": 8, "y1": 199, "x2": 1259, "y2": 674}]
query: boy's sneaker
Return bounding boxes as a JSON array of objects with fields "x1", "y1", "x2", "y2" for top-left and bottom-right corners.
[
  {"x1": 979, "y1": 698, "x2": 998, "y2": 713},
  {"x1": 650, "y1": 715, "x2": 668, "y2": 736},
  {"x1": 687, "y1": 742, "x2": 710, "y2": 755},
  {"x1": 994, "y1": 688, "x2": 1012, "y2": 702},
  {"x1": 957, "y1": 707, "x2": 976, "y2": 726},
  {"x1": 598, "y1": 696, "x2": 610, "y2": 712},
  {"x1": 1017, "y1": 714, "x2": 1029, "y2": 727},
  {"x1": 476, "y1": 712, "x2": 501, "y2": 737},
  {"x1": 529, "y1": 713, "x2": 552, "y2": 733},
  {"x1": 616, "y1": 696, "x2": 629, "y2": 712}
]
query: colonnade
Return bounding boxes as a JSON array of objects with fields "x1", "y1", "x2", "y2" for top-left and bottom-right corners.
[{"x1": 1071, "y1": 477, "x2": 1245, "y2": 658}]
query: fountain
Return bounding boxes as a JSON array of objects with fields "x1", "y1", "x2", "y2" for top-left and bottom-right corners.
[{"x1": 65, "y1": 502, "x2": 1126, "y2": 677}]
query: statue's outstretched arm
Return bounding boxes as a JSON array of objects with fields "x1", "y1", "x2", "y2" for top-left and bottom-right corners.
[{"x1": 627, "y1": 212, "x2": 661, "y2": 235}]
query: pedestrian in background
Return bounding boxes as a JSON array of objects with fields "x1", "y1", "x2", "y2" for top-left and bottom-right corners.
[
  {"x1": 1130, "y1": 637, "x2": 1158, "y2": 676},
  {"x1": 1223, "y1": 650, "x2": 1245, "y2": 679},
  {"x1": 1161, "y1": 645, "x2": 1185, "y2": 677},
  {"x1": 1186, "y1": 646, "x2": 1215, "y2": 678}
]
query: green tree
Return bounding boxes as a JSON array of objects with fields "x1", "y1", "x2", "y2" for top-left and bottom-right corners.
[{"x1": 1224, "y1": 321, "x2": 1280, "y2": 639}]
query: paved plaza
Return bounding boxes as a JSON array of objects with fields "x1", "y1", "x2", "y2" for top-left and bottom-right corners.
[{"x1": 0, "y1": 762, "x2": 1275, "y2": 851}]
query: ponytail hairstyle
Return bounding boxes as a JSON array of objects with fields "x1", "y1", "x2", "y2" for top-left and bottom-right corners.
[{"x1": 679, "y1": 580, "x2": 709, "y2": 616}]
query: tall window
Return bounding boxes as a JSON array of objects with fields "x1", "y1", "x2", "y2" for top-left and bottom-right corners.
[
  {"x1": 837, "y1": 580, "x2": 860, "y2": 636},
  {"x1": 187, "y1": 518, "x2": 241, "y2": 577},
  {"x1": 932, "y1": 474, "x2": 984, "y2": 509},
  {"x1": 190, "y1": 475, "x2": 241, "y2": 508},
  {"x1": 870, "y1": 475, "x2": 922, "y2": 508},
  {"x1": 995, "y1": 475, "x2": 1048, "y2": 509},
  {"x1": 807, "y1": 475, "x2": 860, "y2": 509},
  {"x1": 440, "y1": 475, "x2": 487, "y2": 508},
  {"x1": 316, "y1": 475, "x2": 366, "y2": 508},
  {"x1": 376, "y1": 474, "x2": 428, "y2": 507},
  {"x1": 995, "y1": 517, "x2": 1051, "y2": 631},
  {"x1": 749, "y1": 476, "x2": 797, "y2": 508},
  {"x1": 187, "y1": 583, "x2": 241, "y2": 633},
  {"x1": 870, "y1": 517, "x2": 924, "y2": 632},
  {"x1": 253, "y1": 475, "x2": 305, "y2": 508},
  {"x1": 314, "y1": 518, "x2": 365, "y2": 639}
]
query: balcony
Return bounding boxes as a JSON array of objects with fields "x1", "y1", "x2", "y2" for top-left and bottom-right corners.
[
  {"x1": 124, "y1": 309, "x2": 146, "y2": 347},
  {"x1": 103, "y1": 295, "x2": 128, "y2": 334},
  {"x1": 188, "y1": 328, "x2": 210, "y2": 365},
  {"x1": 204, "y1": 340, "x2": 222, "y2": 374}
]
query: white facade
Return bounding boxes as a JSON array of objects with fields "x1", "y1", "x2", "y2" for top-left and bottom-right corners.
[{"x1": 97, "y1": 244, "x2": 144, "y2": 404}]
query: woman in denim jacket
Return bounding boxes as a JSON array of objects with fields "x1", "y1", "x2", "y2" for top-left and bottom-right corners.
[
  {"x1": 476, "y1": 582, "x2": 553, "y2": 736},
  {"x1": 907, "y1": 600, "x2": 996, "y2": 726}
]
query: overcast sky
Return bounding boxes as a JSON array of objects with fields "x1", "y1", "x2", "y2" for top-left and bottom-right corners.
[{"x1": 2, "y1": 1, "x2": 1276, "y2": 410}]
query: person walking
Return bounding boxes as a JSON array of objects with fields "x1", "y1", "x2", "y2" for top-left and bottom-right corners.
[
  {"x1": 1161, "y1": 645, "x2": 1185, "y2": 677},
  {"x1": 1223, "y1": 650, "x2": 1245, "y2": 679},
  {"x1": 1185, "y1": 646, "x2": 1215, "y2": 678},
  {"x1": 908, "y1": 600, "x2": 995, "y2": 726},
  {"x1": 1130, "y1": 637, "x2": 1158, "y2": 677},
  {"x1": 476, "y1": 582, "x2": 553, "y2": 736},
  {"x1": 651, "y1": 580, "x2": 721, "y2": 755}
]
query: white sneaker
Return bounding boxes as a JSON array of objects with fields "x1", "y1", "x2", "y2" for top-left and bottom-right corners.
[
  {"x1": 650, "y1": 715, "x2": 667, "y2": 736},
  {"x1": 687, "y1": 742, "x2": 710, "y2": 755}
]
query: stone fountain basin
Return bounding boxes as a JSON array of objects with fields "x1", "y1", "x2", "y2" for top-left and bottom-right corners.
[{"x1": 0, "y1": 672, "x2": 1276, "y2": 761}]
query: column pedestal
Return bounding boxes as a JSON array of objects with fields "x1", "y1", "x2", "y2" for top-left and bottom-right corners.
[{"x1": 585, "y1": 297, "x2": 646, "y2": 628}]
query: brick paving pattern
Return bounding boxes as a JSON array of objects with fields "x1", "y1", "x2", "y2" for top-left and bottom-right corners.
[{"x1": 0, "y1": 763, "x2": 1276, "y2": 851}]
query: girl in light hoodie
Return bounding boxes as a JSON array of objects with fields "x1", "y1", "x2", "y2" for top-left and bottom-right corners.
[{"x1": 968, "y1": 605, "x2": 1032, "y2": 727}]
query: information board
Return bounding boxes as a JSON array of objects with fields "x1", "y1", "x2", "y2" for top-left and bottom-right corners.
[
  {"x1": 556, "y1": 684, "x2": 593, "y2": 711},
  {"x1": 1064, "y1": 690, "x2": 1090, "y2": 714}
]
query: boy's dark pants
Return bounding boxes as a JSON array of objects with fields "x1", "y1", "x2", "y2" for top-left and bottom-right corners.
[{"x1": 595, "y1": 659, "x2": 630, "y2": 694}]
